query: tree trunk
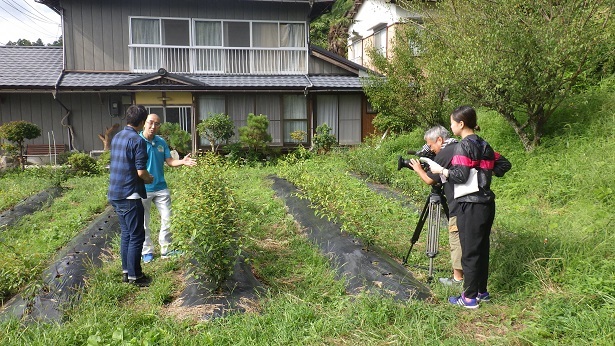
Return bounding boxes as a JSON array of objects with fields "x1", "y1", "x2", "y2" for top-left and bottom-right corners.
[
  {"x1": 499, "y1": 110, "x2": 535, "y2": 151},
  {"x1": 98, "y1": 124, "x2": 119, "y2": 151}
]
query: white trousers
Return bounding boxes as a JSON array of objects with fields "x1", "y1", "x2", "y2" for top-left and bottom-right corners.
[{"x1": 141, "y1": 189, "x2": 172, "y2": 255}]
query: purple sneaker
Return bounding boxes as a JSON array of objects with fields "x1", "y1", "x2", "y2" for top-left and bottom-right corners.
[
  {"x1": 477, "y1": 292, "x2": 491, "y2": 302},
  {"x1": 448, "y1": 293, "x2": 479, "y2": 309}
]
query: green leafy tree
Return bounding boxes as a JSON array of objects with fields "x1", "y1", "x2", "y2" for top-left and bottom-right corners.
[
  {"x1": 362, "y1": 24, "x2": 449, "y2": 134},
  {"x1": 402, "y1": 0, "x2": 615, "y2": 150},
  {"x1": 158, "y1": 122, "x2": 191, "y2": 156},
  {"x1": 196, "y1": 113, "x2": 235, "y2": 153},
  {"x1": 238, "y1": 113, "x2": 272, "y2": 153},
  {"x1": 0, "y1": 121, "x2": 41, "y2": 170},
  {"x1": 310, "y1": 0, "x2": 354, "y2": 55}
]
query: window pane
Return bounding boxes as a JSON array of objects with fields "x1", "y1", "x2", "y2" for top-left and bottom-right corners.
[
  {"x1": 338, "y1": 95, "x2": 361, "y2": 145},
  {"x1": 316, "y1": 95, "x2": 338, "y2": 138},
  {"x1": 162, "y1": 19, "x2": 189, "y2": 46},
  {"x1": 374, "y1": 29, "x2": 386, "y2": 55},
  {"x1": 195, "y1": 21, "x2": 222, "y2": 46},
  {"x1": 256, "y1": 95, "x2": 281, "y2": 144},
  {"x1": 253, "y1": 22, "x2": 278, "y2": 48},
  {"x1": 284, "y1": 121, "x2": 307, "y2": 143},
  {"x1": 280, "y1": 23, "x2": 305, "y2": 47},
  {"x1": 132, "y1": 18, "x2": 160, "y2": 44},
  {"x1": 224, "y1": 22, "x2": 250, "y2": 47},
  {"x1": 283, "y1": 95, "x2": 306, "y2": 143},
  {"x1": 283, "y1": 95, "x2": 306, "y2": 119},
  {"x1": 197, "y1": 95, "x2": 227, "y2": 146}
]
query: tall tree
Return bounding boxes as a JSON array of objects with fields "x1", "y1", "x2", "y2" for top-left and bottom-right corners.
[
  {"x1": 363, "y1": 24, "x2": 449, "y2": 133},
  {"x1": 402, "y1": 0, "x2": 615, "y2": 151},
  {"x1": 310, "y1": 0, "x2": 354, "y2": 55}
]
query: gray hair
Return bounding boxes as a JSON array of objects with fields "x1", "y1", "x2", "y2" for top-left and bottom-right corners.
[{"x1": 424, "y1": 125, "x2": 449, "y2": 141}]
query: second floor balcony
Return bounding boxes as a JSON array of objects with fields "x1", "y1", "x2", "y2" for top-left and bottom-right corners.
[{"x1": 129, "y1": 45, "x2": 308, "y2": 75}]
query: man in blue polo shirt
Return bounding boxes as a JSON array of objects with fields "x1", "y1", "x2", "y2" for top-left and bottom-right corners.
[
  {"x1": 108, "y1": 105, "x2": 154, "y2": 286},
  {"x1": 140, "y1": 113, "x2": 197, "y2": 263}
]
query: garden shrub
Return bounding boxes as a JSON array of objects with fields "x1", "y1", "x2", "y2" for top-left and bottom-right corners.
[
  {"x1": 67, "y1": 152, "x2": 99, "y2": 176},
  {"x1": 312, "y1": 123, "x2": 336, "y2": 154},
  {"x1": 159, "y1": 123, "x2": 191, "y2": 156},
  {"x1": 171, "y1": 153, "x2": 241, "y2": 290}
]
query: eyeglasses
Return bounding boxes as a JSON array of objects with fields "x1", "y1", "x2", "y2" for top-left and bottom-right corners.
[{"x1": 147, "y1": 121, "x2": 162, "y2": 127}]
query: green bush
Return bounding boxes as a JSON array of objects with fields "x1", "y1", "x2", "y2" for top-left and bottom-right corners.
[
  {"x1": 171, "y1": 153, "x2": 242, "y2": 291},
  {"x1": 312, "y1": 123, "x2": 337, "y2": 154},
  {"x1": 239, "y1": 114, "x2": 272, "y2": 154},
  {"x1": 96, "y1": 150, "x2": 110, "y2": 171},
  {"x1": 67, "y1": 152, "x2": 99, "y2": 176},
  {"x1": 196, "y1": 113, "x2": 235, "y2": 153},
  {"x1": 0, "y1": 121, "x2": 41, "y2": 169},
  {"x1": 158, "y1": 123, "x2": 191, "y2": 156}
]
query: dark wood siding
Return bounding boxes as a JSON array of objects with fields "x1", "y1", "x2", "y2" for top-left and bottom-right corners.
[
  {"x1": 0, "y1": 93, "x2": 127, "y2": 152},
  {"x1": 61, "y1": 0, "x2": 310, "y2": 71},
  {"x1": 308, "y1": 56, "x2": 355, "y2": 75}
]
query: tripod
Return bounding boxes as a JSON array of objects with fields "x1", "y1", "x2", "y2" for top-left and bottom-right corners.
[{"x1": 402, "y1": 185, "x2": 449, "y2": 282}]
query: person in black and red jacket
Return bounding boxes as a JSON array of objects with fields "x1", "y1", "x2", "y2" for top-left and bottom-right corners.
[{"x1": 423, "y1": 105, "x2": 511, "y2": 308}]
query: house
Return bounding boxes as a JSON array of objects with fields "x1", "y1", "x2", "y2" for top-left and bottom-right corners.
[
  {"x1": 346, "y1": 0, "x2": 434, "y2": 71},
  {"x1": 0, "y1": 0, "x2": 377, "y2": 154}
]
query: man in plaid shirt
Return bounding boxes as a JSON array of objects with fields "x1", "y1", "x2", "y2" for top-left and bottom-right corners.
[{"x1": 108, "y1": 105, "x2": 154, "y2": 286}]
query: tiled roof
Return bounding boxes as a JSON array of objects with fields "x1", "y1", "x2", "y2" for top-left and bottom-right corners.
[
  {"x1": 60, "y1": 72, "x2": 363, "y2": 90},
  {"x1": 0, "y1": 46, "x2": 364, "y2": 91},
  {"x1": 0, "y1": 46, "x2": 62, "y2": 88}
]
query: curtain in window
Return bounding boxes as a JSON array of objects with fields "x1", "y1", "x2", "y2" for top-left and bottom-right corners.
[
  {"x1": 253, "y1": 23, "x2": 278, "y2": 47},
  {"x1": 280, "y1": 23, "x2": 306, "y2": 73},
  {"x1": 338, "y1": 95, "x2": 361, "y2": 145},
  {"x1": 283, "y1": 95, "x2": 307, "y2": 143},
  {"x1": 131, "y1": 18, "x2": 160, "y2": 44},
  {"x1": 195, "y1": 21, "x2": 223, "y2": 72},
  {"x1": 228, "y1": 94, "x2": 255, "y2": 141},
  {"x1": 253, "y1": 23, "x2": 279, "y2": 73},
  {"x1": 316, "y1": 95, "x2": 338, "y2": 139},
  {"x1": 280, "y1": 24, "x2": 305, "y2": 47},
  {"x1": 256, "y1": 95, "x2": 281, "y2": 144},
  {"x1": 195, "y1": 21, "x2": 222, "y2": 46},
  {"x1": 197, "y1": 95, "x2": 226, "y2": 145}
]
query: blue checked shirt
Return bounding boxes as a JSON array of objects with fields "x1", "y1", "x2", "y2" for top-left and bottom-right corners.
[{"x1": 107, "y1": 126, "x2": 148, "y2": 201}]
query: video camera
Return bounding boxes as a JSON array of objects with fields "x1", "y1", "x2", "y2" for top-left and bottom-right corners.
[{"x1": 397, "y1": 144, "x2": 436, "y2": 171}]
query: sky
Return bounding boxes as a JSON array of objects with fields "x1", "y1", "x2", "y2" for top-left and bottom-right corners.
[{"x1": 0, "y1": 0, "x2": 61, "y2": 45}]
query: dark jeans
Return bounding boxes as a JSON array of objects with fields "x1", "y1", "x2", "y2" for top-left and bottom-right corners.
[
  {"x1": 110, "y1": 199, "x2": 145, "y2": 280},
  {"x1": 457, "y1": 201, "x2": 496, "y2": 299}
]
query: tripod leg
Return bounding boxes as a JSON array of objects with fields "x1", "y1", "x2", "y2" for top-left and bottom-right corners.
[
  {"x1": 403, "y1": 196, "x2": 430, "y2": 264},
  {"x1": 426, "y1": 201, "x2": 440, "y2": 259}
]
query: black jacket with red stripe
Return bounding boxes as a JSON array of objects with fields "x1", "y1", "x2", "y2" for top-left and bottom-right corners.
[{"x1": 448, "y1": 134, "x2": 512, "y2": 203}]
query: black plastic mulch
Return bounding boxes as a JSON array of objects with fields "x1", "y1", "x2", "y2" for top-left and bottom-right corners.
[
  {"x1": 0, "y1": 207, "x2": 119, "y2": 323},
  {"x1": 0, "y1": 174, "x2": 432, "y2": 323},
  {"x1": 270, "y1": 176, "x2": 431, "y2": 301},
  {"x1": 0, "y1": 186, "x2": 64, "y2": 230}
]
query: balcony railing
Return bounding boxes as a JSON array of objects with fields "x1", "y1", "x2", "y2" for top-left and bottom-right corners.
[{"x1": 129, "y1": 45, "x2": 308, "y2": 75}]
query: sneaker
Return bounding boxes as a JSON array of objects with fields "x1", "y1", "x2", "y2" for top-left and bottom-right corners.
[
  {"x1": 142, "y1": 253, "x2": 154, "y2": 263},
  {"x1": 128, "y1": 275, "x2": 151, "y2": 287},
  {"x1": 448, "y1": 293, "x2": 479, "y2": 309},
  {"x1": 161, "y1": 250, "x2": 182, "y2": 259},
  {"x1": 122, "y1": 273, "x2": 128, "y2": 283},
  {"x1": 477, "y1": 292, "x2": 491, "y2": 302},
  {"x1": 439, "y1": 277, "x2": 463, "y2": 286}
]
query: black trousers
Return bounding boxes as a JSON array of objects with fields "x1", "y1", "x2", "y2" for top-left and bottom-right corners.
[{"x1": 457, "y1": 201, "x2": 496, "y2": 299}]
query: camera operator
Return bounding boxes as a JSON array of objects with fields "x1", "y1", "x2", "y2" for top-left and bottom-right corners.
[{"x1": 408, "y1": 125, "x2": 463, "y2": 286}]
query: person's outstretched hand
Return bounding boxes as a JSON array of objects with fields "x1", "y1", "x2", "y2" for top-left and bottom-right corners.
[{"x1": 419, "y1": 157, "x2": 444, "y2": 174}]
